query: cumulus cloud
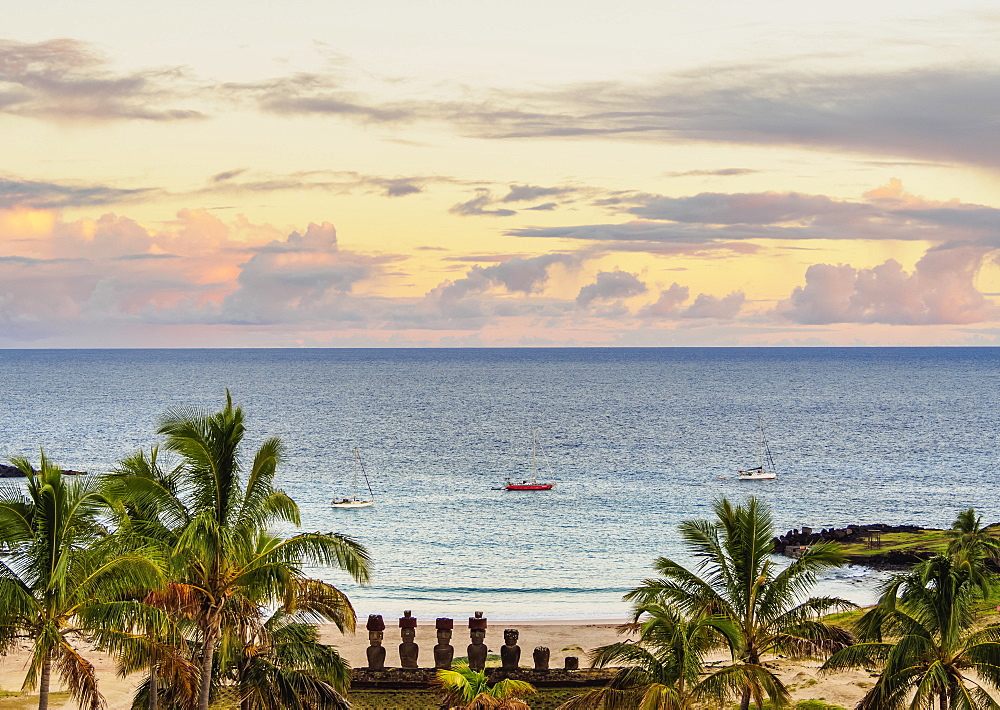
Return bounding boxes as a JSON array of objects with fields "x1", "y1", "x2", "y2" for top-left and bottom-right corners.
[
  {"x1": 0, "y1": 209, "x2": 407, "y2": 332},
  {"x1": 639, "y1": 283, "x2": 745, "y2": 320},
  {"x1": 776, "y1": 247, "x2": 998, "y2": 325},
  {"x1": 220, "y1": 222, "x2": 397, "y2": 324},
  {"x1": 640, "y1": 283, "x2": 690, "y2": 317},
  {"x1": 435, "y1": 253, "x2": 578, "y2": 301},
  {"x1": 576, "y1": 270, "x2": 646, "y2": 307},
  {"x1": 418, "y1": 253, "x2": 583, "y2": 324},
  {"x1": 0, "y1": 38, "x2": 202, "y2": 121},
  {"x1": 682, "y1": 291, "x2": 746, "y2": 319}
]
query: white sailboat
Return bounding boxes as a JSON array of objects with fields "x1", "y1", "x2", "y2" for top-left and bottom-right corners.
[
  {"x1": 738, "y1": 419, "x2": 778, "y2": 481},
  {"x1": 331, "y1": 448, "x2": 376, "y2": 508}
]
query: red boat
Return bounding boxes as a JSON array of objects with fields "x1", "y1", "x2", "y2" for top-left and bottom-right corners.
[
  {"x1": 505, "y1": 479, "x2": 554, "y2": 491},
  {"x1": 503, "y1": 428, "x2": 555, "y2": 491}
]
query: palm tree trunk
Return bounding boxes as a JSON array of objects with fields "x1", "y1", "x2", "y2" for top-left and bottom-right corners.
[
  {"x1": 940, "y1": 690, "x2": 949, "y2": 710},
  {"x1": 240, "y1": 662, "x2": 251, "y2": 710},
  {"x1": 198, "y1": 609, "x2": 222, "y2": 710},
  {"x1": 739, "y1": 686, "x2": 751, "y2": 710},
  {"x1": 198, "y1": 632, "x2": 217, "y2": 710},
  {"x1": 38, "y1": 651, "x2": 51, "y2": 710},
  {"x1": 148, "y1": 659, "x2": 158, "y2": 710}
]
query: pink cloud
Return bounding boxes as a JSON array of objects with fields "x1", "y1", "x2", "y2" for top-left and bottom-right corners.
[
  {"x1": 640, "y1": 283, "x2": 690, "y2": 317},
  {"x1": 639, "y1": 283, "x2": 745, "y2": 320},
  {"x1": 576, "y1": 270, "x2": 647, "y2": 308},
  {"x1": 776, "y1": 247, "x2": 998, "y2": 325}
]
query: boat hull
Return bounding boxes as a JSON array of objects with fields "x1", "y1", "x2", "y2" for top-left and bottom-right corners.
[
  {"x1": 331, "y1": 500, "x2": 374, "y2": 508},
  {"x1": 737, "y1": 471, "x2": 777, "y2": 481},
  {"x1": 505, "y1": 483, "x2": 554, "y2": 490}
]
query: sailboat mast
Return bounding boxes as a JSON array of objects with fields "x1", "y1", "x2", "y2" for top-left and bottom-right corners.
[
  {"x1": 360, "y1": 458, "x2": 374, "y2": 500},
  {"x1": 354, "y1": 448, "x2": 375, "y2": 501},
  {"x1": 531, "y1": 427, "x2": 538, "y2": 480},
  {"x1": 352, "y1": 448, "x2": 361, "y2": 500},
  {"x1": 758, "y1": 419, "x2": 764, "y2": 469}
]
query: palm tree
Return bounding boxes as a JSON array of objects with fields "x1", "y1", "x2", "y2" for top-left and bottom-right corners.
[
  {"x1": 557, "y1": 603, "x2": 717, "y2": 709},
  {"x1": 0, "y1": 453, "x2": 164, "y2": 710},
  {"x1": 944, "y1": 507, "x2": 1000, "y2": 595},
  {"x1": 101, "y1": 447, "x2": 201, "y2": 710},
  {"x1": 108, "y1": 392, "x2": 371, "y2": 710},
  {"x1": 225, "y1": 603, "x2": 353, "y2": 710},
  {"x1": 822, "y1": 555, "x2": 1000, "y2": 709},
  {"x1": 435, "y1": 664, "x2": 536, "y2": 709},
  {"x1": 625, "y1": 497, "x2": 855, "y2": 710}
]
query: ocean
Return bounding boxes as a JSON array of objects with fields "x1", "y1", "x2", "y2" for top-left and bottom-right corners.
[{"x1": 1, "y1": 347, "x2": 997, "y2": 620}]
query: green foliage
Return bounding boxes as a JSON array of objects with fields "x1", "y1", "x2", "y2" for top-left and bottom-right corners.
[
  {"x1": 104, "y1": 392, "x2": 372, "y2": 710},
  {"x1": 823, "y1": 519, "x2": 1000, "y2": 709},
  {"x1": 0, "y1": 452, "x2": 166, "y2": 710},
  {"x1": 557, "y1": 604, "x2": 718, "y2": 709},
  {"x1": 623, "y1": 497, "x2": 855, "y2": 710},
  {"x1": 434, "y1": 664, "x2": 536, "y2": 709},
  {"x1": 733, "y1": 701, "x2": 847, "y2": 710},
  {"x1": 452, "y1": 654, "x2": 501, "y2": 666}
]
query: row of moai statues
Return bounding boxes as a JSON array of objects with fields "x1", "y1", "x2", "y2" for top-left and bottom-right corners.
[{"x1": 365, "y1": 610, "x2": 579, "y2": 672}]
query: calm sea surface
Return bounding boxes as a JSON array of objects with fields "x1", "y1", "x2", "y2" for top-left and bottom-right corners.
[{"x1": 1, "y1": 348, "x2": 998, "y2": 620}]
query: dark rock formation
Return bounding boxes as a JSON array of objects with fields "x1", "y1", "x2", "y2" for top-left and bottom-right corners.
[
  {"x1": 0, "y1": 463, "x2": 86, "y2": 478},
  {"x1": 772, "y1": 522, "x2": 927, "y2": 553},
  {"x1": 771, "y1": 523, "x2": 946, "y2": 570}
]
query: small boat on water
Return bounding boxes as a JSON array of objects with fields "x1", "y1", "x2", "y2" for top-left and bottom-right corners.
[
  {"x1": 738, "y1": 419, "x2": 778, "y2": 481},
  {"x1": 505, "y1": 428, "x2": 555, "y2": 491},
  {"x1": 332, "y1": 448, "x2": 376, "y2": 508}
]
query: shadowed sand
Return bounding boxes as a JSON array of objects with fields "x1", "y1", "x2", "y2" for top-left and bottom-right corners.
[{"x1": 0, "y1": 619, "x2": 877, "y2": 708}]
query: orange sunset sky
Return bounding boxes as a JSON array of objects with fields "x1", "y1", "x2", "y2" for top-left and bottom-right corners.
[{"x1": 3, "y1": 0, "x2": 1000, "y2": 347}]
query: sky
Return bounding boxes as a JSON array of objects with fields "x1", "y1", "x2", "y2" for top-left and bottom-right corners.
[{"x1": 2, "y1": 1, "x2": 1000, "y2": 347}]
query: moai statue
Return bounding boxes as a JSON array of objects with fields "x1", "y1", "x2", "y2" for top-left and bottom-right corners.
[
  {"x1": 500, "y1": 628, "x2": 521, "y2": 670},
  {"x1": 533, "y1": 646, "x2": 550, "y2": 670},
  {"x1": 467, "y1": 611, "x2": 489, "y2": 672},
  {"x1": 564, "y1": 656, "x2": 580, "y2": 670},
  {"x1": 398, "y1": 610, "x2": 419, "y2": 668},
  {"x1": 366, "y1": 614, "x2": 386, "y2": 670},
  {"x1": 434, "y1": 618, "x2": 455, "y2": 669}
]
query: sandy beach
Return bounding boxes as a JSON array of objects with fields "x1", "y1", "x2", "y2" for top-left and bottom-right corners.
[{"x1": 0, "y1": 618, "x2": 877, "y2": 709}]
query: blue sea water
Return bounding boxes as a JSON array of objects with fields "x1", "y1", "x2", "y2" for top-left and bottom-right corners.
[{"x1": 1, "y1": 347, "x2": 998, "y2": 620}]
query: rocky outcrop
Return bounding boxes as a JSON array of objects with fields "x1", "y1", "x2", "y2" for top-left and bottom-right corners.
[
  {"x1": 0, "y1": 464, "x2": 86, "y2": 478},
  {"x1": 773, "y1": 523, "x2": 926, "y2": 551},
  {"x1": 772, "y1": 523, "x2": 942, "y2": 570}
]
